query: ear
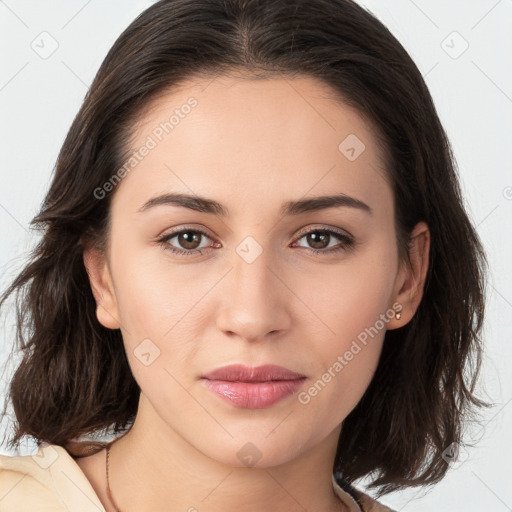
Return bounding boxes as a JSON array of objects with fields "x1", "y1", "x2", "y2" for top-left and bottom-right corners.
[
  {"x1": 83, "y1": 246, "x2": 121, "y2": 330},
  {"x1": 388, "y1": 221, "x2": 430, "y2": 329}
]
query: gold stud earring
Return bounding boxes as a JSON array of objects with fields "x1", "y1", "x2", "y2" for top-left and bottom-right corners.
[{"x1": 395, "y1": 311, "x2": 402, "y2": 320}]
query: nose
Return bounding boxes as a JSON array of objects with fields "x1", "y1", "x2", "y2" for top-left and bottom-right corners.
[{"x1": 215, "y1": 245, "x2": 292, "y2": 343}]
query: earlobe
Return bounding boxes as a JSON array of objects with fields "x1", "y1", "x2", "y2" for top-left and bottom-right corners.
[
  {"x1": 388, "y1": 221, "x2": 430, "y2": 329},
  {"x1": 83, "y1": 247, "x2": 121, "y2": 330}
]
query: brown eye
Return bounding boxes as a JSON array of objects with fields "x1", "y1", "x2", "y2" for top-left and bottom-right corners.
[
  {"x1": 293, "y1": 228, "x2": 354, "y2": 254},
  {"x1": 175, "y1": 231, "x2": 203, "y2": 250},
  {"x1": 305, "y1": 231, "x2": 331, "y2": 249},
  {"x1": 158, "y1": 228, "x2": 215, "y2": 256}
]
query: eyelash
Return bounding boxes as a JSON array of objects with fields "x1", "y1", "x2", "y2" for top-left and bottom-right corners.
[{"x1": 157, "y1": 227, "x2": 354, "y2": 257}]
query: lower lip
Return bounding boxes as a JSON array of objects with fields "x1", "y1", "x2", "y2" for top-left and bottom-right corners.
[{"x1": 202, "y1": 378, "x2": 306, "y2": 409}]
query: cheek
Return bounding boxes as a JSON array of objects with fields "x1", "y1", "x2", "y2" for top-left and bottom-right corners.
[
  {"x1": 295, "y1": 243, "x2": 397, "y2": 344},
  {"x1": 293, "y1": 245, "x2": 396, "y2": 418},
  {"x1": 109, "y1": 233, "x2": 187, "y2": 334},
  {"x1": 297, "y1": 340, "x2": 382, "y2": 434},
  {"x1": 109, "y1": 242, "x2": 207, "y2": 384},
  {"x1": 295, "y1": 294, "x2": 388, "y2": 431}
]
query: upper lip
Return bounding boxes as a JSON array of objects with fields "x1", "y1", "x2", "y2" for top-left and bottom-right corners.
[{"x1": 201, "y1": 364, "x2": 306, "y2": 382}]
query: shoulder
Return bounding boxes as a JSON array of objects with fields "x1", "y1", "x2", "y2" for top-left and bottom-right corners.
[
  {"x1": 0, "y1": 443, "x2": 106, "y2": 512},
  {"x1": 352, "y1": 488, "x2": 397, "y2": 512},
  {"x1": 332, "y1": 474, "x2": 397, "y2": 512}
]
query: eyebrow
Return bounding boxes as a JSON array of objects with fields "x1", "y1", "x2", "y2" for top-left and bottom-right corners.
[{"x1": 137, "y1": 192, "x2": 372, "y2": 216}]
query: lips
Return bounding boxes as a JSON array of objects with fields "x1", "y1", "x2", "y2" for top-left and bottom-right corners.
[
  {"x1": 201, "y1": 364, "x2": 306, "y2": 382},
  {"x1": 201, "y1": 364, "x2": 307, "y2": 409}
]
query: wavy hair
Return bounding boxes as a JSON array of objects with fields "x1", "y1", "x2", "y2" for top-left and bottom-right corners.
[{"x1": 0, "y1": 0, "x2": 489, "y2": 497}]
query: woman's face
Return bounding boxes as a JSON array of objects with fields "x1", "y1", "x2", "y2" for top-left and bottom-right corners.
[{"x1": 86, "y1": 73, "x2": 422, "y2": 467}]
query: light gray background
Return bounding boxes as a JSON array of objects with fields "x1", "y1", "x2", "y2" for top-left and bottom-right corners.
[{"x1": 1, "y1": 1, "x2": 511, "y2": 510}]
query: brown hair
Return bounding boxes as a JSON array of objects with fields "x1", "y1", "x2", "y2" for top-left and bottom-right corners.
[{"x1": 0, "y1": 0, "x2": 489, "y2": 497}]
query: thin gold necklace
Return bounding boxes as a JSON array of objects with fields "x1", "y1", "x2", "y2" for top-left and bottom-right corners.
[{"x1": 106, "y1": 441, "x2": 123, "y2": 512}]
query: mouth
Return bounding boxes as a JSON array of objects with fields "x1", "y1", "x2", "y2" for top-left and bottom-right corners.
[
  {"x1": 201, "y1": 364, "x2": 307, "y2": 409},
  {"x1": 201, "y1": 363, "x2": 306, "y2": 382}
]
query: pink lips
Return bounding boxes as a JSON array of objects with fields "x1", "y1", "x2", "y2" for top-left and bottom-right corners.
[{"x1": 201, "y1": 364, "x2": 307, "y2": 409}]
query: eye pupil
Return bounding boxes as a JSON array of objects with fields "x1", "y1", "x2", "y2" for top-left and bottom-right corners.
[
  {"x1": 179, "y1": 231, "x2": 201, "y2": 249},
  {"x1": 308, "y1": 231, "x2": 329, "y2": 249}
]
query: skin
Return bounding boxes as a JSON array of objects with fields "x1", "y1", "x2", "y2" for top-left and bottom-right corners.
[{"x1": 79, "y1": 72, "x2": 430, "y2": 512}]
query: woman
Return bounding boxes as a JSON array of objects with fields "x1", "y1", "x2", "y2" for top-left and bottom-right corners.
[{"x1": 0, "y1": 1, "x2": 488, "y2": 511}]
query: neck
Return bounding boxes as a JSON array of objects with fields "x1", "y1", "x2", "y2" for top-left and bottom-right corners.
[{"x1": 105, "y1": 393, "x2": 347, "y2": 512}]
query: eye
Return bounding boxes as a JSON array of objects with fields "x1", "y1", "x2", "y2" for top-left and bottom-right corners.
[
  {"x1": 157, "y1": 226, "x2": 354, "y2": 258},
  {"x1": 292, "y1": 228, "x2": 354, "y2": 255},
  {"x1": 157, "y1": 228, "x2": 218, "y2": 257}
]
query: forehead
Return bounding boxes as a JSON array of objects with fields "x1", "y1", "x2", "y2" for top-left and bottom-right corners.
[{"x1": 112, "y1": 73, "x2": 392, "y2": 218}]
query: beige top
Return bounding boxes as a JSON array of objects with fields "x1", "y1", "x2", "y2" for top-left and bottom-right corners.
[{"x1": 0, "y1": 442, "x2": 395, "y2": 512}]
